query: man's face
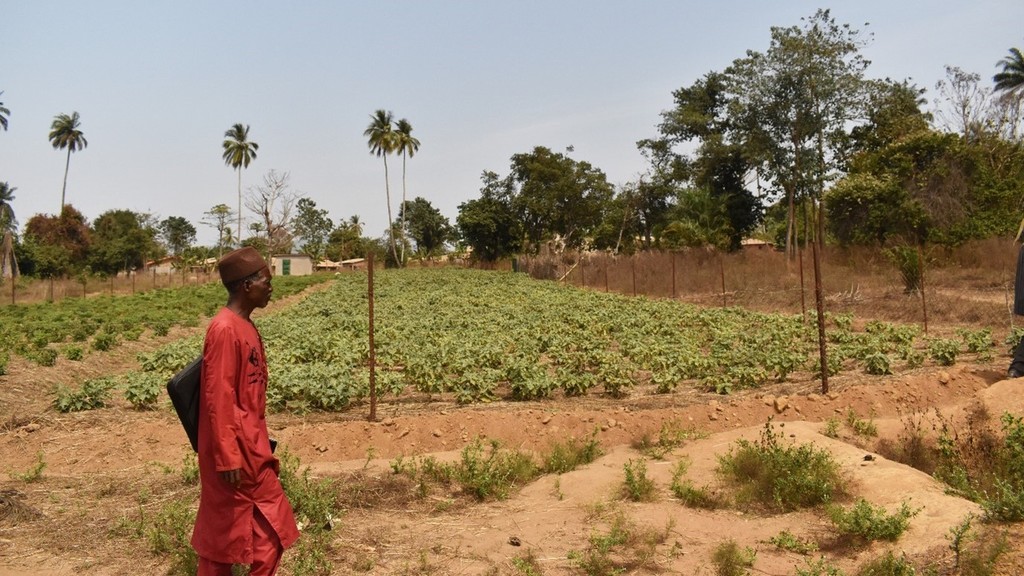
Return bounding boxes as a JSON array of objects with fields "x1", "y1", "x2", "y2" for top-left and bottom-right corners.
[{"x1": 245, "y1": 268, "x2": 273, "y2": 308}]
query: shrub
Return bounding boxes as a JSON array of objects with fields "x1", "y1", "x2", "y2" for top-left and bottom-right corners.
[
  {"x1": 0, "y1": 350, "x2": 7, "y2": 375},
  {"x1": 795, "y1": 557, "x2": 844, "y2": 576},
  {"x1": 846, "y1": 409, "x2": 878, "y2": 438},
  {"x1": 91, "y1": 330, "x2": 118, "y2": 352},
  {"x1": 711, "y1": 539, "x2": 755, "y2": 576},
  {"x1": 826, "y1": 498, "x2": 919, "y2": 543},
  {"x1": 278, "y1": 448, "x2": 340, "y2": 535},
  {"x1": 718, "y1": 421, "x2": 844, "y2": 511},
  {"x1": 863, "y1": 352, "x2": 891, "y2": 375},
  {"x1": 444, "y1": 437, "x2": 539, "y2": 501},
  {"x1": 633, "y1": 419, "x2": 705, "y2": 460},
  {"x1": 64, "y1": 345, "x2": 84, "y2": 361},
  {"x1": 884, "y1": 246, "x2": 922, "y2": 294},
  {"x1": 28, "y1": 346, "x2": 58, "y2": 367}
]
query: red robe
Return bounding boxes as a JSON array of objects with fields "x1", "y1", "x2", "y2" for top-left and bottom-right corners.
[{"x1": 191, "y1": 308, "x2": 299, "y2": 563}]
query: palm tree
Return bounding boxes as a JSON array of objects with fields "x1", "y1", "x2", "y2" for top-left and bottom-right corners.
[
  {"x1": 0, "y1": 182, "x2": 17, "y2": 279},
  {"x1": 222, "y1": 123, "x2": 259, "y2": 245},
  {"x1": 364, "y1": 110, "x2": 399, "y2": 264},
  {"x1": 0, "y1": 91, "x2": 9, "y2": 131},
  {"x1": 394, "y1": 118, "x2": 421, "y2": 264},
  {"x1": 994, "y1": 46, "x2": 1024, "y2": 94},
  {"x1": 48, "y1": 111, "x2": 88, "y2": 211}
]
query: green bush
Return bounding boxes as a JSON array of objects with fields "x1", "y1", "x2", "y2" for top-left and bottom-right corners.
[
  {"x1": 718, "y1": 421, "x2": 844, "y2": 511},
  {"x1": 767, "y1": 530, "x2": 818, "y2": 555},
  {"x1": 826, "y1": 498, "x2": 919, "y2": 543},
  {"x1": 863, "y1": 352, "x2": 891, "y2": 375},
  {"x1": 28, "y1": 346, "x2": 58, "y2": 367},
  {"x1": 855, "y1": 550, "x2": 916, "y2": 575},
  {"x1": 449, "y1": 438, "x2": 539, "y2": 501},
  {"x1": 670, "y1": 460, "x2": 722, "y2": 509},
  {"x1": 64, "y1": 345, "x2": 84, "y2": 361},
  {"x1": 91, "y1": 330, "x2": 118, "y2": 352},
  {"x1": 711, "y1": 539, "x2": 755, "y2": 576}
]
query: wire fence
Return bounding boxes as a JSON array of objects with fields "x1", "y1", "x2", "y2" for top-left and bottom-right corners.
[
  {"x1": 1, "y1": 269, "x2": 221, "y2": 305},
  {"x1": 519, "y1": 239, "x2": 1020, "y2": 336}
]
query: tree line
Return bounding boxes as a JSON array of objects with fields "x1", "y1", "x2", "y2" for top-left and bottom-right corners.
[{"x1": 1, "y1": 11, "x2": 1023, "y2": 282}]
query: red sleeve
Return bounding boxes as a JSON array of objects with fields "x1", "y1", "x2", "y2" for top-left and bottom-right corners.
[{"x1": 203, "y1": 322, "x2": 244, "y2": 472}]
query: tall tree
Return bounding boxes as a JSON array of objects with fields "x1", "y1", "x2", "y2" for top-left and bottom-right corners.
[
  {"x1": 292, "y1": 197, "x2": 333, "y2": 264},
  {"x1": 244, "y1": 170, "x2": 298, "y2": 258},
  {"x1": 48, "y1": 111, "x2": 88, "y2": 211},
  {"x1": 507, "y1": 146, "x2": 614, "y2": 251},
  {"x1": 89, "y1": 209, "x2": 159, "y2": 275},
  {"x1": 994, "y1": 46, "x2": 1024, "y2": 95},
  {"x1": 24, "y1": 205, "x2": 92, "y2": 277},
  {"x1": 394, "y1": 118, "x2": 421, "y2": 264},
  {"x1": 456, "y1": 171, "x2": 523, "y2": 262},
  {"x1": 326, "y1": 215, "x2": 367, "y2": 261},
  {"x1": 363, "y1": 109, "x2": 399, "y2": 265},
  {"x1": 0, "y1": 91, "x2": 9, "y2": 131},
  {"x1": 222, "y1": 123, "x2": 259, "y2": 245},
  {"x1": 0, "y1": 182, "x2": 16, "y2": 279},
  {"x1": 399, "y1": 197, "x2": 453, "y2": 259},
  {"x1": 159, "y1": 216, "x2": 197, "y2": 257},
  {"x1": 201, "y1": 204, "x2": 236, "y2": 257}
]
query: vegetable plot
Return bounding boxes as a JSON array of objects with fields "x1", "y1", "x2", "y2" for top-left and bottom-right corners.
[{"x1": 119, "y1": 269, "x2": 987, "y2": 412}]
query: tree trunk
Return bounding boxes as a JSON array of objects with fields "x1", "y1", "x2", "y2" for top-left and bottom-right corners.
[
  {"x1": 400, "y1": 153, "x2": 408, "y2": 267},
  {"x1": 237, "y1": 168, "x2": 242, "y2": 246},
  {"x1": 383, "y1": 155, "x2": 399, "y2": 265},
  {"x1": 61, "y1": 148, "x2": 71, "y2": 211}
]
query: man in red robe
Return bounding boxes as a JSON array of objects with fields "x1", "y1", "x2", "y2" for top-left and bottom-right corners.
[{"x1": 192, "y1": 247, "x2": 299, "y2": 575}]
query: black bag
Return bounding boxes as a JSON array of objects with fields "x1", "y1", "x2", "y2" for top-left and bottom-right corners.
[{"x1": 166, "y1": 355, "x2": 203, "y2": 452}]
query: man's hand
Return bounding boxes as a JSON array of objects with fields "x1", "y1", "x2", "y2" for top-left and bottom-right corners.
[{"x1": 219, "y1": 468, "x2": 242, "y2": 487}]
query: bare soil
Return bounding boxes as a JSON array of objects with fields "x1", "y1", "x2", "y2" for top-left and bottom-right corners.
[{"x1": 2, "y1": 297, "x2": 1024, "y2": 575}]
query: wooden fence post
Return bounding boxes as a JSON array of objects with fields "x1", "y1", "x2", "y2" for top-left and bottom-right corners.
[{"x1": 368, "y1": 253, "x2": 377, "y2": 422}]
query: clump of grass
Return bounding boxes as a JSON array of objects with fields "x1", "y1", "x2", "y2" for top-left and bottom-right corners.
[
  {"x1": 568, "y1": 508, "x2": 669, "y2": 576},
  {"x1": 845, "y1": 409, "x2": 878, "y2": 438},
  {"x1": 633, "y1": 420, "x2": 706, "y2": 460},
  {"x1": 717, "y1": 420, "x2": 845, "y2": 512},
  {"x1": 9, "y1": 451, "x2": 46, "y2": 483},
  {"x1": 826, "y1": 498, "x2": 919, "y2": 544},
  {"x1": 710, "y1": 539, "x2": 755, "y2": 576},
  {"x1": 179, "y1": 450, "x2": 198, "y2": 486},
  {"x1": 392, "y1": 437, "x2": 540, "y2": 502},
  {"x1": 509, "y1": 550, "x2": 544, "y2": 575},
  {"x1": 669, "y1": 459, "x2": 723, "y2": 509},
  {"x1": 621, "y1": 459, "x2": 656, "y2": 502},
  {"x1": 794, "y1": 556, "x2": 843, "y2": 576},
  {"x1": 822, "y1": 418, "x2": 841, "y2": 439},
  {"x1": 767, "y1": 530, "x2": 818, "y2": 555},
  {"x1": 854, "y1": 551, "x2": 916, "y2": 575},
  {"x1": 542, "y1": 430, "x2": 602, "y2": 474}
]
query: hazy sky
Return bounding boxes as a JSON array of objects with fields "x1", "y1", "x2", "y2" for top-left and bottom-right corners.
[{"x1": 2, "y1": 1, "x2": 1022, "y2": 246}]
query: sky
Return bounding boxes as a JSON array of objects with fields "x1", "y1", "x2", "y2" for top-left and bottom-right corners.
[{"x1": 2, "y1": 1, "x2": 1022, "y2": 247}]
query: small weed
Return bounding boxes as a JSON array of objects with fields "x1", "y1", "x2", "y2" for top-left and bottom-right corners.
[
  {"x1": 286, "y1": 531, "x2": 334, "y2": 576},
  {"x1": 845, "y1": 409, "x2": 878, "y2": 438},
  {"x1": 622, "y1": 459, "x2": 656, "y2": 502},
  {"x1": 669, "y1": 459, "x2": 723, "y2": 509},
  {"x1": 568, "y1": 508, "x2": 668, "y2": 575},
  {"x1": 823, "y1": 418, "x2": 841, "y2": 438},
  {"x1": 794, "y1": 556, "x2": 844, "y2": 576},
  {"x1": 826, "y1": 498, "x2": 919, "y2": 543},
  {"x1": 718, "y1": 420, "x2": 845, "y2": 511},
  {"x1": 711, "y1": 539, "x2": 755, "y2": 576},
  {"x1": 510, "y1": 550, "x2": 544, "y2": 575},
  {"x1": 767, "y1": 530, "x2": 818, "y2": 555},
  {"x1": 875, "y1": 411, "x2": 938, "y2": 475},
  {"x1": 945, "y1": 515, "x2": 1009, "y2": 576},
  {"x1": 633, "y1": 420, "x2": 706, "y2": 459},
  {"x1": 278, "y1": 448, "x2": 340, "y2": 535},
  {"x1": 854, "y1": 550, "x2": 915, "y2": 575},
  {"x1": 542, "y1": 430, "x2": 602, "y2": 473},
  {"x1": 180, "y1": 450, "x2": 199, "y2": 485},
  {"x1": 121, "y1": 371, "x2": 165, "y2": 410},
  {"x1": 64, "y1": 345, "x2": 84, "y2": 361},
  {"x1": 452, "y1": 437, "x2": 539, "y2": 500},
  {"x1": 10, "y1": 451, "x2": 46, "y2": 483}
]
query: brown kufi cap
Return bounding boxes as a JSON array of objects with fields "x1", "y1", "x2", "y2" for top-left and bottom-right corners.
[{"x1": 217, "y1": 247, "x2": 268, "y2": 283}]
